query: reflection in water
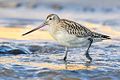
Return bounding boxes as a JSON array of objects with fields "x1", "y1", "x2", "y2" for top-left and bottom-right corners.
[
  {"x1": 64, "y1": 60, "x2": 93, "y2": 70},
  {"x1": 0, "y1": 56, "x2": 96, "y2": 70},
  {"x1": 0, "y1": 39, "x2": 120, "y2": 80},
  {"x1": 0, "y1": 21, "x2": 120, "y2": 40}
]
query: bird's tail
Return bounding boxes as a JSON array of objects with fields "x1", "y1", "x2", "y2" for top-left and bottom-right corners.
[{"x1": 92, "y1": 32, "x2": 111, "y2": 40}]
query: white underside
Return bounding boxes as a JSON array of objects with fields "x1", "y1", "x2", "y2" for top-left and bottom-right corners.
[
  {"x1": 49, "y1": 29, "x2": 91, "y2": 47},
  {"x1": 48, "y1": 25, "x2": 102, "y2": 48}
]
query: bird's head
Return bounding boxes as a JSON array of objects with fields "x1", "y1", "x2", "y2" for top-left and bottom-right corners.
[
  {"x1": 22, "y1": 14, "x2": 60, "y2": 36},
  {"x1": 46, "y1": 14, "x2": 60, "y2": 25}
]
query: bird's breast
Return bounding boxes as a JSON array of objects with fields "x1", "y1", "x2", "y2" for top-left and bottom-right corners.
[{"x1": 53, "y1": 30, "x2": 90, "y2": 47}]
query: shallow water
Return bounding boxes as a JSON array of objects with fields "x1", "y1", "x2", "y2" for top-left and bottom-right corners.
[
  {"x1": 0, "y1": 40, "x2": 120, "y2": 80},
  {"x1": 0, "y1": 0, "x2": 120, "y2": 80}
]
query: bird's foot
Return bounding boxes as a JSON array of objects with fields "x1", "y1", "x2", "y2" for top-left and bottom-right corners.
[
  {"x1": 86, "y1": 60, "x2": 92, "y2": 63},
  {"x1": 85, "y1": 52, "x2": 92, "y2": 63},
  {"x1": 63, "y1": 56, "x2": 67, "y2": 61},
  {"x1": 85, "y1": 60, "x2": 92, "y2": 67}
]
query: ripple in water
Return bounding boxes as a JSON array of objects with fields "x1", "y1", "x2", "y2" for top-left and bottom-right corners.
[{"x1": 0, "y1": 40, "x2": 119, "y2": 80}]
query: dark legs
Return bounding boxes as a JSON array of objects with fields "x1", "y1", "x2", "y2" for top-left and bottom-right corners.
[
  {"x1": 63, "y1": 38, "x2": 93, "y2": 62},
  {"x1": 63, "y1": 47, "x2": 68, "y2": 61},
  {"x1": 85, "y1": 38, "x2": 93, "y2": 62}
]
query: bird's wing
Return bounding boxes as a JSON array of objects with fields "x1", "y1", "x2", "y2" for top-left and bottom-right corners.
[
  {"x1": 92, "y1": 32, "x2": 111, "y2": 39},
  {"x1": 61, "y1": 19, "x2": 92, "y2": 37}
]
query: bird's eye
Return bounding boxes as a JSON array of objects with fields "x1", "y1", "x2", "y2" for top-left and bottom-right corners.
[{"x1": 49, "y1": 18, "x2": 52, "y2": 20}]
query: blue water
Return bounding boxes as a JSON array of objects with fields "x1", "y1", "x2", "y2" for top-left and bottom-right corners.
[
  {"x1": 0, "y1": 40, "x2": 120, "y2": 80},
  {"x1": 0, "y1": 0, "x2": 120, "y2": 80}
]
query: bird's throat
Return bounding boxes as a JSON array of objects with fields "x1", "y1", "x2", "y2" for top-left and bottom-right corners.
[{"x1": 47, "y1": 24, "x2": 58, "y2": 39}]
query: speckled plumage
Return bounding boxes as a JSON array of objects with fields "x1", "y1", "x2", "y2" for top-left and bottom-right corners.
[
  {"x1": 23, "y1": 14, "x2": 111, "y2": 62},
  {"x1": 57, "y1": 19, "x2": 110, "y2": 40}
]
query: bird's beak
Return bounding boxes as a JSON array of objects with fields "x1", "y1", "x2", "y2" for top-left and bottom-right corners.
[{"x1": 22, "y1": 22, "x2": 47, "y2": 36}]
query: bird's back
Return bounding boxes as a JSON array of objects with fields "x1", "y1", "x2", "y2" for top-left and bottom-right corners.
[
  {"x1": 59, "y1": 19, "x2": 110, "y2": 41},
  {"x1": 60, "y1": 19, "x2": 92, "y2": 37}
]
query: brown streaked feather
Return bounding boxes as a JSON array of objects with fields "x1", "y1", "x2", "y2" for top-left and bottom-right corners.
[
  {"x1": 92, "y1": 32, "x2": 111, "y2": 39},
  {"x1": 60, "y1": 19, "x2": 92, "y2": 37},
  {"x1": 59, "y1": 19, "x2": 111, "y2": 40}
]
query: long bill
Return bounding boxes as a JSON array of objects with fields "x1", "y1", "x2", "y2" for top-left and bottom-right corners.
[{"x1": 22, "y1": 22, "x2": 46, "y2": 36}]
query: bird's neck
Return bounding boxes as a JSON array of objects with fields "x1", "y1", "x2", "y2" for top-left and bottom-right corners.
[{"x1": 47, "y1": 22, "x2": 58, "y2": 38}]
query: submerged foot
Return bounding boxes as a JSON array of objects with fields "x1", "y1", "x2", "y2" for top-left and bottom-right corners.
[
  {"x1": 86, "y1": 56, "x2": 92, "y2": 63},
  {"x1": 63, "y1": 56, "x2": 67, "y2": 61},
  {"x1": 86, "y1": 60, "x2": 92, "y2": 63},
  {"x1": 85, "y1": 60, "x2": 92, "y2": 67},
  {"x1": 85, "y1": 50, "x2": 92, "y2": 63}
]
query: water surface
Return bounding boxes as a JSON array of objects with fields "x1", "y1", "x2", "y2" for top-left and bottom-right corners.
[{"x1": 0, "y1": 0, "x2": 120, "y2": 80}]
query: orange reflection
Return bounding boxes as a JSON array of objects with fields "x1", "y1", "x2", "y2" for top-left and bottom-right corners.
[
  {"x1": 0, "y1": 56, "x2": 96, "y2": 70},
  {"x1": 0, "y1": 27, "x2": 53, "y2": 40},
  {"x1": 0, "y1": 22, "x2": 120, "y2": 41}
]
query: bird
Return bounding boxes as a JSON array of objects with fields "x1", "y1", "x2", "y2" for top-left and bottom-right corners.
[{"x1": 22, "y1": 14, "x2": 111, "y2": 62}]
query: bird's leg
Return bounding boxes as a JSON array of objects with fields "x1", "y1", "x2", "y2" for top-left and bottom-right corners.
[
  {"x1": 85, "y1": 38, "x2": 93, "y2": 62},
  {"x1": 63, "y1": 47, "x2": 68, "y2": 61}
]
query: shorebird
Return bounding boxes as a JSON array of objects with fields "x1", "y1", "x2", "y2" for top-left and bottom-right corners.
[{"x1": 22, "y1": 14, "x2": 110, "y2": 62}]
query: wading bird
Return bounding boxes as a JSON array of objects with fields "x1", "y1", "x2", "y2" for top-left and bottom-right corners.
[{"x1": 22, "y1": 14, "x2": 110, "y2": 62}]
